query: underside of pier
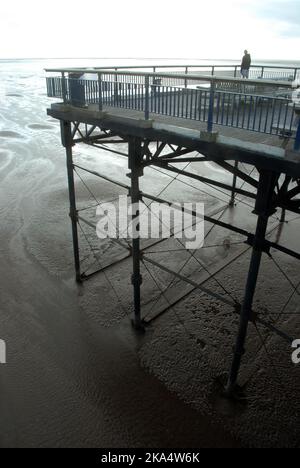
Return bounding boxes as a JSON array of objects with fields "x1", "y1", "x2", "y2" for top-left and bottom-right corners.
[{"x1": 47, "y1": 98, "x2": 300, "y2": 398}]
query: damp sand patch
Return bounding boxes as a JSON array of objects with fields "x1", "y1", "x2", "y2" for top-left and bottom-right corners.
[
  {"x1": 27, "y1": 124, "x2": 54, "y2": 131},
  {"x1": 0, "y1": 149, "x2": 14, "y2": 177},
  {"x1": 6, "y1": 93, "x2": 23, "y2": 98},
  {"x1": 0, "y1": 150, "x2": 10, "y2": 158},
  {"x1": 0, "y1": 131, "x2": 23, "y2": 139}
]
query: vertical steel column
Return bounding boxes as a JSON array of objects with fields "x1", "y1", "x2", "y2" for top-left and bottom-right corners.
[
  {"x1": 225, "y1": 169, "x2": 277, "y2": 396},
  {"x1": 184, "y1": 67, "x2": 188, "y2": 88},
  {"x1": 114, "y1": 69, "x2": 118, "y2": 106},
  {"x1": 145, "y1": 75, "x2": 150, "y2": 120},
  {"x1": 294, "y1": 68, "x2": 298, "y2": 81},
  {"x1": 62, "y1": 72, "x2": 67, "y2": 104},
  {"x1": 128, "y1": 137, "x2": 144, "y2": 331},
  {"x1": 279, "y1": 175, "x2": 291, "y2": 223},
  {"x1": 98, "y1": 73, "x2": 103, "y2": 112},
  {"x1": 229, "y1": 161, "x2": 239, "y2": 206},
  {"x1": 61, "y1": 120, "x2": 81, "y2": 283},
  {"x1": 294, "y1": 115, "x2": 300, "y2": 151},
  {"x1": 280, "y1": 208, "x2": 286, "y2": 223},
  {"x1": 207, "y1": 79, "x2": 215, "y2": 132}
]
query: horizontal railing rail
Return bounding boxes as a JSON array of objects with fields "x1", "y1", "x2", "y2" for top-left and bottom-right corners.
[
  {"x1": 45, "y1": 63, "x2": 300, "y2": 81},
  {"x1": 46, "y1": 70, "x2": 300, "y2": 150},
  {"x1": 45, "y1": 69, "x2": 297, "y2": 85}
]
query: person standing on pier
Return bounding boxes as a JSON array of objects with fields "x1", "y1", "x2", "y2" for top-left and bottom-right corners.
[{"x1": 241, "y1": 50, "x2": 251, "y2": 78}]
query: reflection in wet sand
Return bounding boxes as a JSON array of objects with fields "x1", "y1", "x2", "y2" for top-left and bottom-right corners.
[{"x1": 0, "y1": 58, "x2": 299, "y2": 448}]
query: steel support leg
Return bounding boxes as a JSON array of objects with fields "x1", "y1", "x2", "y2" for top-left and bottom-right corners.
[
  {"x1": 128, "y1": 137, "x2": 144, "y2": 331},
  {"x1": 280, "y1": 209, "x2": 286, "y2": 223},
  {"x1": 279, "y1": 175, "x2": 291, "y2": 223},
  {"x1": 225, "y1": 170, "x2": 277, "y2": 396},
  {"x1": 229, "y1": 161, "x2": 239, "y2": 206},
  {"x1": 61, "y1": 121, "x2": 81, "y2": 283}
]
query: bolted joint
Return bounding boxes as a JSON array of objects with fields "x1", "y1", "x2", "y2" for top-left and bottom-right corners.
[
  {"x1": 60, "y1": 121, "x2": 75, "y2": 148},
  {"x1": 131, "y1": 274, "x2": 143, "y2": 286},
  {"x1": 76, "y1": 273, "x2": 83, "y2": 284},
  {"x1": 127, "y1": 187, "x2": 142, "y2": 200},
  {"x1": 234, "y1": 302, "x2": 257, "y2": 323},
  {"x1": 200, "y1": 130, "x2": 219, "y2": 142},
  {"x1": 232, "y1": 345, "x2": 245, "y2": 357},
  {"x1": 69, "y1": 208, "x2": 78, "y2": 223},
  {"x1": 246, "y1": 233, "x2": 271, "y2": 255},
  {"x1": 127, "y1": 165, "x2": 144, "y2": 177},
  {"x1": 252, "y1": 207, "x2": 277, "y2": 218}
]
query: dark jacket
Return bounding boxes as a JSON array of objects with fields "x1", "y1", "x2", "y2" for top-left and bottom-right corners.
[{"x1": 241, "y1": 54, "x2": 251, "y2": 70}]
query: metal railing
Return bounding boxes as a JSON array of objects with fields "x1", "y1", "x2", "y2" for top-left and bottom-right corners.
[
  {"x1": 46, "y1": 69, "x2": 300, "y2": 150},
  {"x1": 46, "y1": 63, "x2": 300, "y2": 81}
]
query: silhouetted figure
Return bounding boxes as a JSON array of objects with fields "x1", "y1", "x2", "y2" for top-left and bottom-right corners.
[{"x1": 241, "y1": 50, "x2": 251, "y2": 79}]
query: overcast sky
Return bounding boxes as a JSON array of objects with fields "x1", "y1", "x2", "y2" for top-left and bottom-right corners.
[{"x1": 1, "y1": 0, "x2": 300, "y2": 60}]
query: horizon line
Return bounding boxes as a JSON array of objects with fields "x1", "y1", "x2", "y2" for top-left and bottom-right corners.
[{"x1": 0, "y1": 56, "x2": 298, "y2": 62}]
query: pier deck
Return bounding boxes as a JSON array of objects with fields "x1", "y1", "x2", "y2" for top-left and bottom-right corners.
[
  {"x1": 45, "y1": 65, "x2": 300, "y2": 397},
  {"x1": 49, "y1": 102, "x2": 300, "y2": 178}
]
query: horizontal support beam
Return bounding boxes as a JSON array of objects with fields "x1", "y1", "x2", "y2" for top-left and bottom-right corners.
[
  {"x1": 78, "y1": 215, "x2": 131, "y2": 252},
  {"x1": 74, "y1": 135, "x2": 123, "y2": 144},
  {"x1": 155, "y1": 157, "x2": 208, "y2": 164},
  {"x1": 81, "y1": 253, "x2": 132, "y2": 281},
  {"x1": 216, "y1": 161, "x2": 259, "y2": 189},
  {"x1": 73, "y1": 164, "x2": 130, "y2": 190},
  {"x1": 91, "y1": 143, "x2": 128, "y2": 158},
  {"x1": 157, "y1": 147, "x2": 199, "y2": 160},
  {"x1": 48, "y1": 107, "x2": 300, "y2": 178},
  {"x1": 267, "y1": 238, "x2": 300, "y2": 260},
  {"x1": 153, "y1": 161, "x2": 257, "y2": 200},
  {"x1": 142, "y1": 255, "x2": 236, "y2": 307},
  {"x1": 254, "y1": 316, "x2": 294, "y2": 344},
  {"x1": 74, "y1": 163, "x2": 300, "y2": 261}
]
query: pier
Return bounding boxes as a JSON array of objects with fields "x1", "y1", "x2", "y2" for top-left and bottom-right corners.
[{"x1": 46, "y1": 64, "x2": 300, "y2": 396}]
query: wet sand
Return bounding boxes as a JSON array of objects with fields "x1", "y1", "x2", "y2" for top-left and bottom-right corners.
[{"x1": 0, "y1": 60, "x2": 299, "y2": 447}]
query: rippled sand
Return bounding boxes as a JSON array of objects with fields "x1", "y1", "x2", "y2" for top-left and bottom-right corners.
[{"x1": 0, "y1": 59, "x2": 299, "y2": 448}]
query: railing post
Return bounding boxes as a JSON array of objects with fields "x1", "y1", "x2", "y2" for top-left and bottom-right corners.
[
  {"x1": 145, "y1": 75, "x2": 150, "y2": 120},
  {"x1": 294, "y1": 68, "x2": 298, "y2": 81},
  {"x1": 114, "y1": 69, "x2": 118, "y2": 105},
  {"x1": 207, "y1": 79, "x2": 215, "y2": 132},
  {"x1": 261, "y1": 66, "x2": 265, "y2": 79},
  {"x1": 184, "y1": 66, "x2": 188, "y2": 88},
  {"x1": 98, "y1": 73, "x2": 103, "y2": 112},
  {"x1": 212, "y1": 66, "x2": 215, "y2": 76},
  {"x1": 234, "y1": 66, "x2": 237, "y2": 78},
  {"x1": 294, "y1": 113, "x2": 300, "y2": 151},
  {"x1": 62, "y1": 72, "x2": 67, "y2": 103}
]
